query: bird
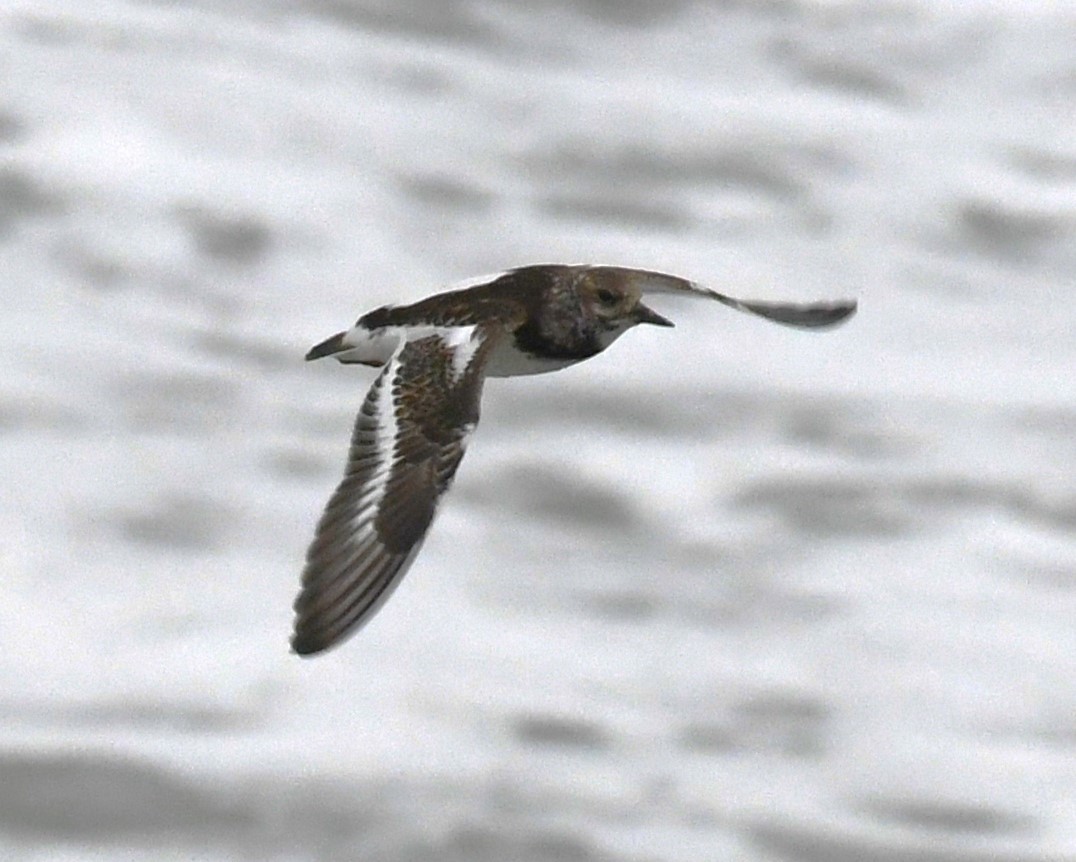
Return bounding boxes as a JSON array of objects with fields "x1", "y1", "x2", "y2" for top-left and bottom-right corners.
[{"x1": 291, "y1": 264, "x2": 856, "y2": 656}]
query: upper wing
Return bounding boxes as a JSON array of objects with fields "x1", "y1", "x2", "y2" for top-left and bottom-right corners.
[
  {"x1": 599, "y1": 266, "x2": 857, "y2": 330},
  {"x1": 291, "y1": 323, "x2": 499, "y2": 656}
]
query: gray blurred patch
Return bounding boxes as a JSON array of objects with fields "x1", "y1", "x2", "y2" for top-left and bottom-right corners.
[
  {"x1": 293, "y1": 0, "x2": 493, "y2": 44},
  {"x1": 524, "y1": 141, "x2": 811, "y2": 201},
  {"x1": 0, "y1": 167, "x2": 66, "y2": 236},
  {"x1": 906, "y1": 478, "x2": 1076, "y2": 532},
  {"x1": 578, "y1": 589, "x2": 659, "y2": 622},
  {"x1": 0, "y1": 750, "x2": 667, "y2": 859},
  {"x1": 405, "y1": 826, "x2": 608, "y2": 862},
  {"x1": 791, "y1": 57, "x2": 908, "y2": 104},
  {"x1": 0, "y1": 396, "x2": 85, "y2": 433},
  {"x1": 676, "y1": 722, "x2": 738, "y2": 754},
  {"x1": 191, "y1": 329, "x2": 293, "y2": 371},
  {"x1": 78, "y1": 701, "x2": 257, "y2": 733},
  {"x1": 510, "y1": 713, "x2": 612, "y2": 751},
  {"x1": 474, "y1": 463, "x2": 643, "y2": 533},
  {"x1": 736, "y1": 474, "x2": 1076, "y2": 541},
  {"x1": 292, "y1": 0, "x2": 689, "y2": 45},
  {"x1": 111, "y1": 369, "x2": 240, "y2": 431},
  {"x1": 1010, "y1": 404, "x2": 1076, "y2": 439},
  {"x1": 861, "y1": 797, "x2": 1038, "y2": 837},
  {"x1": 559, "y1": 0, "x2": 688, "y2": 27},
  {"x1": 491, "y1": 387, "x2": 877, "y2": 451},
  {"x1": 54, "y1": 242, "x2": 132, "y2": 290},
  {"x1": 0, "y1": 699, "x2": 256, "y2": 734},
  {"x1": 736, "y1": 475, "x2": 1076, "y2": 539},
  {"x1": 1028, "y1": 713, "x2": 1076, "y2": 747},
  {"x1": 679, "y1": 690, "x2": 831, "y2": 758},
  {"x1": 261, "y1": 446, "x2": 336, "y2": 479},
  {"x1": 0, "y1": 752, "x2": 257, "y2": 841},
  {"x1": 0, "y1": 108, "x2": 25, "y2": 142},
  {"x1": 536, "y1": 190, "x2": 689, "y2": 231},
  {"x1": 781, "y1": 403, "x2": 912, "y2": 458},
  {"x1": 732, "y1": 691, "x2": 831, "y2": 756},
  {"x1": 1008, "y1": 147, "x2": 1076, "y2": 182},
  {"x1": 10, "y1": 12, "x2": 88, "y2": 46},
  {"x1": 488, "y1": 387, "x2": 711, "y2": 440},
  {"x1": 511, "y1": 531, "x2": 842, "y2": 631},
  {"x1": 398, "y1": 173, "x2": 494, "y2": 213},
  {"x1": 955, "y1": 199, "x2": 1070, "y2": 263},
  {"x1": 1012, "y1": 563, "x2": 1076, "y2": 592},
  {"x1": 106, "y1": 492, "x2": 231, "y2": 552},
  {"x1": 770, "y1": 34, "x2": 910, "y2": 105},
  {"x1": 735, "y1": 478, "x2": 911, "y2": 538},
  {"x1": 381, "y1": 63, "x2": 455, "y2": 96},
  {"x1": 748, "y1": 815, "x2": 1045, "y2": 862},
  {"x1": 176, "y1": 205, "x2": 273, "y2": 265},
  {"x1": 738, "y1": 588, "x2": 842, "y2": 626}
]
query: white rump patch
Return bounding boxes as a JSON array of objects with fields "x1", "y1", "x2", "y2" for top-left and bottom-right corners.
[{"x1": 338, "y1": 322, "x2": 485, "y2": 378}]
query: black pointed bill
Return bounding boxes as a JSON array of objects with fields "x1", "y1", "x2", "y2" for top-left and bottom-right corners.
[{"x1": 633, "y1": 302, "x2": 675, "y2": 327}]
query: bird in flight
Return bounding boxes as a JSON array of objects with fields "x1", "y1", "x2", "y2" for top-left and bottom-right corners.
[{"x1": 291, "y1": 264, "x2": 856, "y2": 656}]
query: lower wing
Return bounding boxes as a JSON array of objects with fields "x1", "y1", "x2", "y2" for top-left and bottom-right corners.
[{"x1": 292, "y1": 323, "x2": 499, "y2": 655}]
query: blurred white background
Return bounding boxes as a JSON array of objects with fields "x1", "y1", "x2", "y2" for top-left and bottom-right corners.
[{"x1": 2, "y1": 0, "x2": 1075, "y2": 859}]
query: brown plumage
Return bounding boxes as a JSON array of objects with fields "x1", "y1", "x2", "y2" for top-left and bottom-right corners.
[{"x1": 292, "y1": 264, "x2": 856, "y2": 655}]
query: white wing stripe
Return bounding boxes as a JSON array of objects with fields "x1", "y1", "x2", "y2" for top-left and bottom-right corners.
[{"x1": 446, "y1": 324, "x2": 482, "y2": 380}]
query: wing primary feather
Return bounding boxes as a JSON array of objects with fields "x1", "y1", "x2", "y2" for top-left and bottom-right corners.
[
  {"x1": 303, "y1": 550, "x2": 405, "y2": 643},
  {"x1": 298, "y1": 544, "x2": 400, "y2": 630}
]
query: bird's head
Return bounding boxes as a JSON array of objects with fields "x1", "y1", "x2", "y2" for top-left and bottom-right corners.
[{"x1": 576, "y1": 268, "x2": 675, "y2": 332}]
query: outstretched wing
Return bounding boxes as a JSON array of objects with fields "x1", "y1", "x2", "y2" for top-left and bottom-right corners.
[
  {"x1": 292, "y1": 323, "x2": 499, "y2": 656},
  {"x1": 602, "y1": 266, "x2": 857, "y2": 329}
]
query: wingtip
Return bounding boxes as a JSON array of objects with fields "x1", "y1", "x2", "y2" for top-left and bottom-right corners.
[
  {"x1": 812, "y1": 298, "x2": 858, "y2": 328},
  {"x1": 291, "y1": 599, "x2": 338, "y2": 656},
  {"x1": 290, "y1": 629, "x2": 330, "y2": 657},
  {"x1": 726, "y1": 295, "x2": 859, "y2": 330},
  {"x1": 837, "y1": 299, "x2": 858, "y2": 323}
]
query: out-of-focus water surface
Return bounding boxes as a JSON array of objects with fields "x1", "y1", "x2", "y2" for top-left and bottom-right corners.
[{"x1": 3, "y1": 0, "x2": 1076, "y2": 858}]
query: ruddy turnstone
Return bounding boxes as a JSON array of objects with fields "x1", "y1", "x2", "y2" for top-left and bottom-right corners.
[{"x1": 291, "y1": 264, "x2": 855, "y2": 655}]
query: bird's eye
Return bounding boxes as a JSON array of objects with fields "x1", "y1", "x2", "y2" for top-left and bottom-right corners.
[{"x1": 595, "y1": 288, "x2": 618, "y2": 305}]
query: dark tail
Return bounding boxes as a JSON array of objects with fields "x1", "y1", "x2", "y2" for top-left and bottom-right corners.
[{"x1": 305, "y1": 331, "x2": 348, "y2": 361}]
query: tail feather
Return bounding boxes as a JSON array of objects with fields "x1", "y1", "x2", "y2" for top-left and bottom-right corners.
[
  {"x1": 306, "y1": 326, "x2": 398, "y2": 366},
  {"x1": 305, "y1": 331, "x2": 348, "y2": 361}
]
